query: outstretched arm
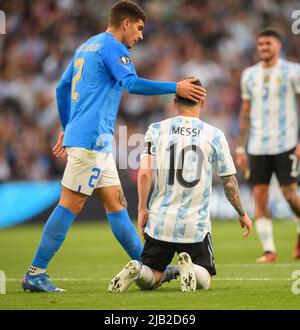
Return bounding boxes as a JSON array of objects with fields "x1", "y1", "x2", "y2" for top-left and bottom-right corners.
[
  {"x1": 101, "y1": 40, "x2": 206, "y2": 102},
  {"x1": 121, "y1": 76, "x2": 206, "y2": 102},
  {"x1": 221, "y1": 174, "x2": 252, "y2": 237}
]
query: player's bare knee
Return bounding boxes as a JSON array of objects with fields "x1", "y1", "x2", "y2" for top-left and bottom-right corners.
[
  {"x1": 59, "y1": 187, "x2": 87, "y2": 214},
  {"x1": 117, "y1": 189, "x2": 128, "y2": 209},
  {"x1": 253, "y1": 186, "x2": 268, "y2": 200},
  {"x1": 59, "y1": 201, "x2": 84, "y2": 215},
  {"x1": 96, "y1": 186, "x2": 127, "y2": 212},
  {"x1": 104, "y1": 188, "x2": 127, "y2": 211}
]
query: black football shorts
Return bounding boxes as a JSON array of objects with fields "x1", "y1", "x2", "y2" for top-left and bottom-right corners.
[
  {"x1": 248, "y1": 147, "x2": 298, "y2": 186},
  {"x1": 141, "y1": 233, "x2": 216, "y2": 276}
]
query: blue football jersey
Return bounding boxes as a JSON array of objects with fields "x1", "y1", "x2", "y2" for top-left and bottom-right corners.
[{"x1": 60, "y1": 32, "x2": 137, "y2": 152}]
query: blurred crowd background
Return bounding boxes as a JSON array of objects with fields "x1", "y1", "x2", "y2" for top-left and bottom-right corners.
[{"x1": 0, "y1": 0, "x2": 299, "y2": 185}]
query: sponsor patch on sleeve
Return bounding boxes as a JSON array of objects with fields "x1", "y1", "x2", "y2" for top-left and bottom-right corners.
[{"x1": 119, "y1": 56, "x2": 131, "y2": 65}]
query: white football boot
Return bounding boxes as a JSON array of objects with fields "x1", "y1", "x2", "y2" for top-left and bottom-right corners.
[
  {"x1": 108, "y1": 260, "x2": 141, "y2": 293},
  {"x1": 177, "y1": 252, "x2": 196, "y2": 292}
]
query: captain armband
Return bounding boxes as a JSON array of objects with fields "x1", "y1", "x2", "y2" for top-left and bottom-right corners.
[{"x1": 142, "y1": 142, "x2": 156, "y2": 157}]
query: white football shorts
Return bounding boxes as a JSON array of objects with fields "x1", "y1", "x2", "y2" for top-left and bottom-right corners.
[{"x1": 62, "y1": 147, "x2": 121, "y2": 196}]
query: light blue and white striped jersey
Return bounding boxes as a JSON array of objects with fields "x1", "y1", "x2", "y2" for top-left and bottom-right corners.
[
  {"x1": 241, "y1": 59, "x2": 300, "y2": 155},
  {"x1": 142, "y1": 116, "x2": 236, "y2": 243}
]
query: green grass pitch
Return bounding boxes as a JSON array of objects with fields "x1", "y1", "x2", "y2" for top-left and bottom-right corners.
[{"x1": 0, "y1": 220, "x2": 299, "y2": 310}]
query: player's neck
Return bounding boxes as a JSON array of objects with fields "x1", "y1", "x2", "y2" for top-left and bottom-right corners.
[
  {"x1": 178, "y1": 111, "x2": 200, "y2": 119},
  {"x1": 261, "y1": 56, "x2": 280, "y2": 68},
  {"x1": 106, "y1": 27, "x2": 124, "y2": 44}
]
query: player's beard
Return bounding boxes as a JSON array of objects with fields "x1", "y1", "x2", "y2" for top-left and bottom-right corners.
[{"x1": 260, "y1": 51, "x2": 276, "y2": 65}]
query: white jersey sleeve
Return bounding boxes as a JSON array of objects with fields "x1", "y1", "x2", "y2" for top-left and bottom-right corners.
[
  {"x1": 141, "y1": 126, "x2": 155, "y2": 159},
  {"x1": 212, "y1": 132, "x2": 236, "y2": 177}
]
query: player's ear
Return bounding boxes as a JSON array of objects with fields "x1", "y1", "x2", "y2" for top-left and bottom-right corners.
[
  {"x1": 122, "y1": 18, "x2": 130, "y2": 31},
  {"x1": 174, "y1": 97, "x2": 178, "y2": 109},
  {"x1": 277, "y1": 40, "x2": 282, "y2": 52},
  {"x1": 200, "y1": 99, "x2": 205, "y2": 109}
]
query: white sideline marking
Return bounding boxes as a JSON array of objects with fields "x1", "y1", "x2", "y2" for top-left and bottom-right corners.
[
  {"x1": 7, "y1": 277, "x2": 292, "y2": 282},
  {"x1": 214, "y1": 278, "x2": 290, "y2": 281},
  {"x1": 217, "y1": 263, "x2": 299, "y2": 268}
]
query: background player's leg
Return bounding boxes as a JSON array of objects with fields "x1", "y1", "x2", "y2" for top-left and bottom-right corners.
[
  {"x1": 253, "y1": 184, "x2": 276, "y2": 261},
  {"x1": 30, "y1": 186, "x2": 88, "y2": 272},
  {"x1": 281, "y1": 183, "x2": 300, "y2": 217},
  {"x1": 280, "y1": 183, "x2": 300, "y2": 259},
  {"x1": 94, "y1": 186, "x2": 143, "y2": 260}
]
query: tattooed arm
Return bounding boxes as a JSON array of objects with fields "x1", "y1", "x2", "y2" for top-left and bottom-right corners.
[
  {"x1": 222, "y1": 174, "x2": 245, "y2": 216},
  {"x1": 221, "y1": 174, "x2": 252, "y2": 237}
]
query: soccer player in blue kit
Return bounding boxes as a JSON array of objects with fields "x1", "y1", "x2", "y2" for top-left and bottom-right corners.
[{"x1": 22, "y1": 0, "x2": 206, "y2": 292}]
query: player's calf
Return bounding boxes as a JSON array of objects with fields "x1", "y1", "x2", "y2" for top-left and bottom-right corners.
[
  {"x1": 135, "y1": 265, "x2": 158, "y2": 290},
  {"x1": 193, "y1": 264, "x2": 211, "y2": 290}
]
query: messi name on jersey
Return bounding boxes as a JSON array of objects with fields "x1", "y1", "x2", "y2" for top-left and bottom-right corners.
[{"x1": 171, "y1": 125, "x2": 201, "y2": 137}]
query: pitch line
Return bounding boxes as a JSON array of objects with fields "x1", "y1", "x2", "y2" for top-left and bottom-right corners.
[{"x1": 217, "y1": 263, "x2": 299, "y2": 268}]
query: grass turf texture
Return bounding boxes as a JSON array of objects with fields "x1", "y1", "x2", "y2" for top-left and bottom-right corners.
[{"x1": 0, "y1": 220, "x2": 299, "y2": 310}]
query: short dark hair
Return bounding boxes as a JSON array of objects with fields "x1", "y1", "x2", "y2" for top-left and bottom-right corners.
[
  {"x1": 257, "y1": 27, "x2": 282, "y2": 42},
  {"x1": 175, "y1": 79, "x2": 202, "y2": 107},
  {"x1": 109, "y1": 1, "x2": 147, "y2": 27}
]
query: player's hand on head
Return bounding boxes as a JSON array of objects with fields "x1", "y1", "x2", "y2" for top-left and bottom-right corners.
[
  {"x1": 176, "y1": 77, "x2": 207, "y2": 103},
  {"x1": 239, "y1": 214, "x2": 252, "y2": 238},
  {"x1": 138, "y1": 208, "x2": 148, "y2": 240},
  {"x1": 53, "y1": 131, "x2": 66, "y2": 158}
]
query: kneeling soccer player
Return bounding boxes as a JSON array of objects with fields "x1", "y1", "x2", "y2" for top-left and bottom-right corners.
[{"x1": 109, "y1": 79, "x2": 252, "y2": 293}]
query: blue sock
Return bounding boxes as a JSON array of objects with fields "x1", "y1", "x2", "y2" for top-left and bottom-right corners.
[
  {"x1": 32, "y1": 205, "x2": 76, "y2": 269},
  {"x1": 106, "y1": 208, "x2": 143, "y2": 260}
]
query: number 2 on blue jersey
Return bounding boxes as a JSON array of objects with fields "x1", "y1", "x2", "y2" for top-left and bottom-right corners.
[{"x1": 71, "y1": 58, "x2": 84, "y2": 102}]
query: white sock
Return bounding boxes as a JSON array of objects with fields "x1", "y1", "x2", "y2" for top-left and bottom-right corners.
[
  {"x1": 295, "y1": 218, "x2": 300, "y2": 235},
  {"x1": 135, "y1": 265, "x2": 156, "y2": 290},
  {"x1": 193, "y1": 264, "x2": 211, "y2": 290},
  {"x1": 255, "y1": 218, "x2": 276, "y2": 253},
  {"x1": 28, "y1": 265, "x2": 46, "y2": 276}
]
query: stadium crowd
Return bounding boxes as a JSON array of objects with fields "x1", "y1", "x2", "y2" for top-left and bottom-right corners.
[{"x1": 0, "y1": 0, "x2": 299, "y2": 184}]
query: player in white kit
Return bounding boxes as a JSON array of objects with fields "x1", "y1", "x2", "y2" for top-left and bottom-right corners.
[
  {"x1": 108, "y1": 79, "x2": 252, "y2": 293},
  {"x1": 235, "y1": 28, "x2": 300, "y2": 262}
]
